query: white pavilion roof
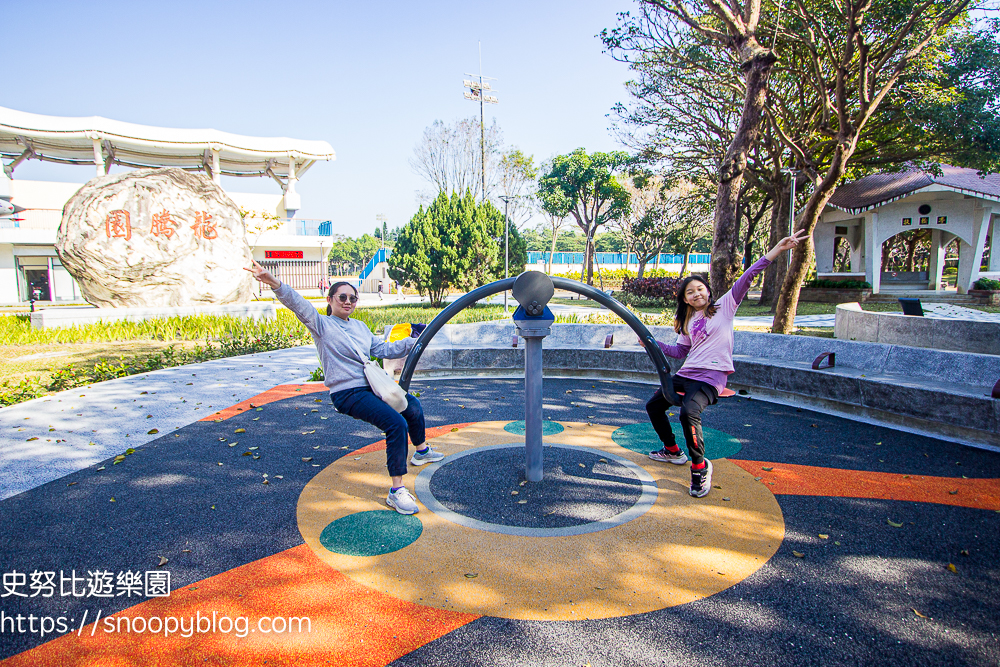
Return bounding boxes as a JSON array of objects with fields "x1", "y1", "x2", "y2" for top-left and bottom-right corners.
[{"x1": 0, "y1": 106, "x2": 335, "y2": 181}]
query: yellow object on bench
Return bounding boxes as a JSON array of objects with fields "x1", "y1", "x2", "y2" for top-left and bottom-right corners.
[{"x1": 385, "y1": 323, "x2": 412, "y2": 342}]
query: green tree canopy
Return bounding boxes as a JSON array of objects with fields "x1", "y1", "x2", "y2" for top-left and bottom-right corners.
[
  {"x1": 537, "y1": 149, "x2": 632, "y2": 284},
  {"x1": 388, "y1": 190, "x2": 522, "y2": 306}
]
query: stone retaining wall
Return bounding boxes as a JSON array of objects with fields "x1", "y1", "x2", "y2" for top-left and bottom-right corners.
[
  {"x1": 402, "y1": 321, "x2": 1000, "y2": 448},
  {"x1": 834, "y1": 302, "x2": 1000, "y2": 355}
]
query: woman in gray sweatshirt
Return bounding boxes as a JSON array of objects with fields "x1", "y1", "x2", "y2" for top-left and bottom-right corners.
[{"x1": 247, "y1": 261, "x2": 442, "y2": 515}]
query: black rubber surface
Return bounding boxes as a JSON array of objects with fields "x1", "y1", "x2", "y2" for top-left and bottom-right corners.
[
  {"x1": 428, "y1": 446, "x2": 642, "y2": 527},
  {"x1": 0, "y1": 377, "x2": 997, "y2": 666}
]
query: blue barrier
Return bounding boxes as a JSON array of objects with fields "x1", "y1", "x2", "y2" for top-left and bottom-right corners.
[
  {"x1": 359, "y1": 248, "x2": 391, "y2": 281},
  {"x1": 527, "y1": 252, "x2": 710, "y2": 266}
]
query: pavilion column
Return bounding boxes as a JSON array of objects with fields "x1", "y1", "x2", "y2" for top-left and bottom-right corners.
[
  {"x1": 814, "y1": 222, "x2": 835, "y2": 273},
  {"x1": 92, "y1": 139, "x2": 103, "y2": 178},
  {"x1": 283, "y1": 155, "x2": 301, "y2": 217},
  {"x1": 211, "y1": 149, "x2": 221, "y2": 185},
  {"x1": 928, "y1": 230, "x2": 946, "y2": 291},
  {"x1": 989, "y1": 213, "x2": 1000, "y2": 272},
  {"x1": 848, "y1": 225, "x2": 862, "y2": 273},
  {"x1": 958, "y1": 204, "x2": 993, "y2": 293},
  {"x1": 864, "y1": 211, "x2": 881, "y2": 294}
]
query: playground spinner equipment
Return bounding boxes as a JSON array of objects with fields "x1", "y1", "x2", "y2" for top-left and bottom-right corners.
[{"x1": 399, "y1": 271, "x2": 680, "y2": 482}]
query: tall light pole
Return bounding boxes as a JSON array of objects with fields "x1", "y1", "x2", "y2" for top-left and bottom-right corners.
[
  {"x1": 375, "y1": 213, "x2": 386, "y2": 252},
  {"x1": 499, "y1": 194, "x2": 514, "y2": 312},
  {"x1": 463, "y1": 42, "x2": 498, "y2": 202}
]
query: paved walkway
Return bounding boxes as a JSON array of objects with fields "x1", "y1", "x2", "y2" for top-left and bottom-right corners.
[{"x1": 1, "y1": 349, "x2": 998, "y2": 666}]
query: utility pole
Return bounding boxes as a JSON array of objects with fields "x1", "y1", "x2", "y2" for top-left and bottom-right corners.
[
  {"x1": 780, "y1": 168, "x2": 799, "y2": 266},
  {"x1": 499, "y1": 195, "x2": 514, "y2": 313},
  {"x1": 463, "y1": 42, "x2": 498, "y2": 202},
  {"x1": 376, "y1": 213, "x2": 386, "y2": 252}
]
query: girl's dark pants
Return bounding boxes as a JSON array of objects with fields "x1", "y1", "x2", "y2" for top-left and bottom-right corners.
[
  {"x1": 331, "y1": 387, "x2": 425, "y2": 477},
  {"x1": 646, "y1": 375, "x2": 719, "y2": 466}
]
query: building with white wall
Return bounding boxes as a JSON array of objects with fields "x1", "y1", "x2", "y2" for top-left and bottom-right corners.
[
  {"x1": 817, "y1": 165, "x2": 999, "y2": 294},
  {"x1": 0, "y1": 106, "x2": 336, "y2": 304}
]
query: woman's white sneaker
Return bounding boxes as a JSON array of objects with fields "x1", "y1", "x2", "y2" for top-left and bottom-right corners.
[{"x1": 387, "y1": 487, "x2": 419, "y2": 514}]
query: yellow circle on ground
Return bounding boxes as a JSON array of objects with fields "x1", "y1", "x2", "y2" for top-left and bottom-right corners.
[{"x1": 297, "y1": 421, "x2": 784, "y2": 621}]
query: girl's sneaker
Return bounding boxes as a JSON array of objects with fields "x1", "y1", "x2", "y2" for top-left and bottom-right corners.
[
  {"x1": 648, "y1": 448, "x2": 688, "y2": 465},
  {"x1": 387, "y1": 487, "x2": 419, "y2": 515},
  {"x1": 410, "y1": 446, "x2": 444, "y2": 466},
  {"x1": 689, "y1": 460, "x2": 713, "y2": 498}
]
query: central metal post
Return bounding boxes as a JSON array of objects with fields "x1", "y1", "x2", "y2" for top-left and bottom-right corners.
[
  {"x1": 521, "y1": 330, "x2": 547, "y2": 481},
  {"x1": 511, "y1": 271, "x2": 555, "y2": 482}
]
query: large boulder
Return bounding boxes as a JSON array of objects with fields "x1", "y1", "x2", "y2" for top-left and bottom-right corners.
[{"x1": 56, "y1": 168, "x2": 254, "y2": 307}]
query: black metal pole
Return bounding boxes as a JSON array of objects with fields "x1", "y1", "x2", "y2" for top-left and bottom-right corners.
[{"x1": 397, "y1": 276, "x2": 680, "y2": 405}]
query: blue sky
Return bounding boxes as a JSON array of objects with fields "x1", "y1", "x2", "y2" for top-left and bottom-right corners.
[{"x1": 8, "y1": 0, "x2": 636, "y2": 237}]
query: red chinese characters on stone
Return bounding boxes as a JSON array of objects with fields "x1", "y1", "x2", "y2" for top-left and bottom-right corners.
[
  {"x1": 149, "y1": 210, "x2": 179, "y2": 238},
  {"x1": 105, "y1": 210, "x2": 131, "y2": 240},
  {"x1": 191, "y1": 211, "x2": 218, "y2": 240}
]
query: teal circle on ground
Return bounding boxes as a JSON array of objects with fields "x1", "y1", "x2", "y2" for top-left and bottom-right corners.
[
  {"x1": 504, "y1": 420, "x2": 565, "y2": 436},
  {"x1": 611, "y1": 422, "x2": 743, "y2": 460},
  {"x1": 319, "y1": 510, "x2": 422, "y2": 557}
]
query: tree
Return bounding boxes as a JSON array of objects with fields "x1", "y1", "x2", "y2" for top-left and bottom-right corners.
[
  {"x1": 617, "y1": 175, "x2": 670, "y2": 277},
  {"x1": 663, "y1": 190, "x2": 714, "y2": 276},
  {"x1": 768, "y1": 0, "x2": 976, "y2": 333},
  {"x1": 595, "y1": 230, "x2": 627, "y2": 252},
  {"x1": 488, "y1": 203, "x2": 528, "y2": 280},
  {"x1": 604, "y1": 0, "x2": 778, "y2": 295},
  {"x1": 537, "y1": 149, "x2": 632, "y2": 285},
  {"x1": 497, "y1": 148, "x2": 539, "y2": 230},
  {"x1": 409, "y1": 118, "x2": 504, "y2": 202},
  {"x1": 388, "y1": 190, "x2": 510, "y2": 306},
  {"x1": 327, "y1": 236, "x2": 356, "y2": 274},
  {"x1": 604, "y1": 0, "x2": 997, "y2": 319},
  {"x1": 542, "y1": 212, "x2": 572, "y2": 274}
]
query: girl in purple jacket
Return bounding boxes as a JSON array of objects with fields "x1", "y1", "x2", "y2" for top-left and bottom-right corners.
[{"x1": 647, "y1": 230, "x2": 806, "y2": 498}]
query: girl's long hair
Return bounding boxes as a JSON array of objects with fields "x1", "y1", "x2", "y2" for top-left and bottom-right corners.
[
  {"x1": 327, "y1": 281, "x2": 359, "y2": 316},
  {"x1": 673, "y1": 275, "x2": 717, "y2": 334}
]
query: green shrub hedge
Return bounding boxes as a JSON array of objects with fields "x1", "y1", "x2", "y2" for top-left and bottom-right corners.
[{"x1": 804, "y1": 279, "x2": 872, "y2": 289}]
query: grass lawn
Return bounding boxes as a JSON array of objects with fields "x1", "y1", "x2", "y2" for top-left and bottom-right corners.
[
  {"x1": 0, "y1": 303, "x2": 509, "y2": 406},
  {"x1": 0, "y1": 341, "x2": 204, "y2": 386}
]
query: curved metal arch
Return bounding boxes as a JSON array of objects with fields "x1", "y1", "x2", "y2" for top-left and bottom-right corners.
[{"x1": 398, "y1": 277, "x2": 680, "y2": 405}]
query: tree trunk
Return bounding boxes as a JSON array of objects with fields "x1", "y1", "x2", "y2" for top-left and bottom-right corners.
[
  {"x1": 758, "y1": 179, "x2": 790, "y2": 310},
  {"x1": 742, "y1": 206, "x2": 758, "y2": 271},
  {"x1": 710, "y1": 49, "x2": 777, "y2": 297},
  {"x1": 773, "y1": 148, "x2": 851, "y2": 334},
  {"x1": 680, "y1": 246, "x2": 691, "y2": 278},
  {"x1": 905, "y1": 234, "x2": 918, "y2": 272},
  {"x1": 584, "y1": 232, "x2": 595, "y2": 285},
  {"x1": 881, "y1": 239, "x2": 893, "y2": 272},
  {"x1": 548, "y1": 226, "x2": 559, "y2": 274},
  {"x1": 637, "y1": 261, "x2": 646, "y2": 279}
]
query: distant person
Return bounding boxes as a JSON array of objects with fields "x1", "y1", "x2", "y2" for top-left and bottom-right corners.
[
  {"x1": 318, "y1": 275, "x2": 329, "y2": 296},
  {"x1": 643, "y1": 230, "x2": 807, "y2": 498},
  {"x1": 377, "y1": 282, "x2": 384, "y2": 300},
  {"x1": 245, "y1": 260, "x2": 441, "y2": 515}
]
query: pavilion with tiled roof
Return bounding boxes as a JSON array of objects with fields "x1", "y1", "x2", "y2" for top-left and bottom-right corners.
[{"x1": 817, "y1": 164, "x2": 1000, "y2": 294}]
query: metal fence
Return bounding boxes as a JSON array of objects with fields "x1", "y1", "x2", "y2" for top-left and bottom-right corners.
[
  {"x1": 279, "y1": 218, "x2": 333, "y2": 236},
  {"x1": 527, "y1": 252, "x2": 711, "y2": 266},
  {"x1": 260, "y1": 260, "x2": 327, "y2": 290}
]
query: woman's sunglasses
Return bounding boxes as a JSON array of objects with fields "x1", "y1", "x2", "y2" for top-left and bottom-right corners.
[{"x1": 335, "y1": 294, "x2": 358, "y2": 304}]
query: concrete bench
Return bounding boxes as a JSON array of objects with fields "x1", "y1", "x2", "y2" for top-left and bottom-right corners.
[
  {"x1": 729, "y1": 333, "x2": 1000, "y2": 447},
  {"x1": 394, "y1": 321, "x2": 999, "y2": 448},
  {"x1": 835, "y1": 302, "x2": 1000, "y2": 355}
]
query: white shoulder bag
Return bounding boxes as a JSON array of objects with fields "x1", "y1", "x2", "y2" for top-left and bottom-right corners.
[{"x1": 345, "y1": 328, "x2": 409, "y2": 413}]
